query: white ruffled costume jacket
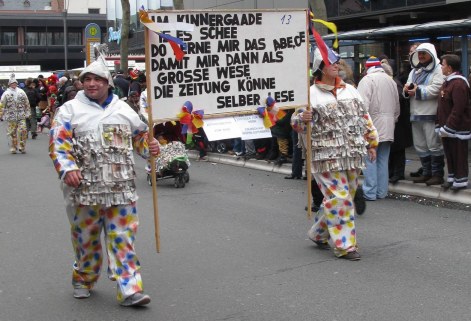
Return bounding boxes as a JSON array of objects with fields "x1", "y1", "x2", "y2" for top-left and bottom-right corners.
[
  {"x1": 292, "y1": 82, "x2": 379, "y2": 173},
  {"x1": 49, "y1": 91, "x2": 151, "y2": 207}
]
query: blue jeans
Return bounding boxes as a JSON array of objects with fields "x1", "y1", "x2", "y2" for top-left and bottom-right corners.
[
  {"x1": 363, "y1": 142, "x2": 391, "y2": 200},
  {"x1": 233, "y1": 138, "x2": 244, "y2": 153}
]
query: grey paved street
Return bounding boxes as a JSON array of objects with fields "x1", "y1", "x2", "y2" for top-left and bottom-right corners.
[{"x1": 1, "y1": 122, "x2": 471, "y2": 321}]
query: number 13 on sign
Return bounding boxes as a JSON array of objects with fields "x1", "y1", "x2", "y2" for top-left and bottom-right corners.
[{"x1": 280, "y1": 14, "x2": 292, "y2": 24}]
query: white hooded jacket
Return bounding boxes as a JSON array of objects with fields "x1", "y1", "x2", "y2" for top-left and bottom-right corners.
[{"x1": 406, "y1": 43, "x2": 445, "y2": 121}]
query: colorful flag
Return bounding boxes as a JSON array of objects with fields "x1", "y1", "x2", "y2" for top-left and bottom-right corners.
[{"x1": 139, "y1": 6, "x2": 188, "y2": 61}]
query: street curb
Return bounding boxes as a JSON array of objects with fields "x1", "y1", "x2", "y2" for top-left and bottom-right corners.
[{"x1": 189, "y1": 150, "x2": 471, "y2": 206}]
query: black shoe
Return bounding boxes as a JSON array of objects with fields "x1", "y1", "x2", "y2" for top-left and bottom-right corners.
[
  {"x1": 285, "y1": 175, "x2": 301, "y2": 179},
  {"x1": 389, "y1": 175, "x2": 404, "y2": 184},
  {"x1": 312, "y1": 240, "x2": 330, "y2": 250},
  {"x1": 274, "y1": 156, "x2": 287, "y2": 166},
  {"x1": 412, "y1": 175, "x2": 431, "y2": 184},
  {"x1": 441, "y1": 181, "x2": 453, "y2": 190},
  {"x1": 244, "y1": 153, "x2": 255, "y2": 160},
  {"x1": 339, "y1": 251, "x2": 361, "y2": 261},
  {"x1": 425, "y1": 176, "x2": 444, "y2": 186},
  {"x1": 32, "y1": 133, "x2": 38, "y2": 139},
  {"x1": 354, "y1": 185, "x2": 366, "y2": 215},
  {"x1": 305, "y1": 205, "x2": 320, "y2": 212},
  {"x1": 410, "y1": 167, "x2": 423, "y2": 178}
]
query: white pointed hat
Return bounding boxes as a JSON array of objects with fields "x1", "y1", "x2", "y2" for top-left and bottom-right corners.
[
  {"x1": 79, "y1": 60, "x2": 115, "y2": 87},
  {"x1": 79, "y1": 44, "x2": 115, "y2": 87},
  {"x1": 8, "y1": 73, "x2": 17, "y2": 85}
]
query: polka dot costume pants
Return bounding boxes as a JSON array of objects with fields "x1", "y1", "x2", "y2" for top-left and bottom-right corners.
[
  {"x1": 7, "y1": 120, "x2": 27, "y2": 152},
  {"x1": 68, "y1": 203, "x2": 144, "y2": 302},
  {"x1": 308, "y1": 169, "x2": 360, "y2": 257}
]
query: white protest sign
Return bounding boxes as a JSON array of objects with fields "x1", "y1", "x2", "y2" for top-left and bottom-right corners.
[
  {"x1": 202, "y1": 117, "x2": 239, "y2": 141},
  {"x1": 146, "y1": 10, "x2": 309, "y2": 121},
  {"x1": 233, "y1": 114, "x2": 271, "y2": 140},
  {"x1": 203, "y1": 115, "x2": 272, "y2": 141}
]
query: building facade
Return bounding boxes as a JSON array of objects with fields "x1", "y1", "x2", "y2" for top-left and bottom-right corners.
[
  {"x1": 106, "y1": 0, "x2": 471, "y2": 80},
  {"x1": 322, "y1": 0, "x2": 471, "y2": 82},
  {"x1": 0, "y1": 0, "x2": 107, "y2": 72}
]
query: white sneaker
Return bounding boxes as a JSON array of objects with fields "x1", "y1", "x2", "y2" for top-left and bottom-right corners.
[
  {"x1": 119, "y1": 292, "x2": 151, "y2": 307},
  {"x1": 73, "y1": 288, "x2": 90, "y2": 299}
]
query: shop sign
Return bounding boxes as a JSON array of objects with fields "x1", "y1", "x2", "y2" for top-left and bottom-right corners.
[{"x1": 108, "y1": 27, "x2": 122, "y2": 44}]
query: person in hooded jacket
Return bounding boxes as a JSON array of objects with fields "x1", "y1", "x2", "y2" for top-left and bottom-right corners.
[{"x1": 404, "y1": 43, "x2": 445, "y2": 186}]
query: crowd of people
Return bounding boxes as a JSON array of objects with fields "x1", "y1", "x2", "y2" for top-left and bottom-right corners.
[
  {"x1": 0, "y1": 64, "x2": 158, "y2": 307},
  {"x1": 0, "y1": 40, "x2": 469, "y2": 302},
  {"x1": 191, "y1": 42, "x2": 470, "y2": 261}
]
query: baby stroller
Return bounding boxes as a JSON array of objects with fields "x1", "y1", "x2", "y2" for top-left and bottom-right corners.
[{"x1": 146, "y1": 123, "x2": 190, "y2": 188}]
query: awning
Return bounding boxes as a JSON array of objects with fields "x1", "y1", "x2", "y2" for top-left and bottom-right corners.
[{"x1": 324, "y1": 18, "x2": 471, "y2": 41}]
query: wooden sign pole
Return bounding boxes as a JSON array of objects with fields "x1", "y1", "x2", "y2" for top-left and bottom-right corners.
[
  {"x1": 144, "y1": 27, "x2": 161, "y2": 253},
  {"x1": 305, "y1": 10, "x2": 313, "y2": 220}
]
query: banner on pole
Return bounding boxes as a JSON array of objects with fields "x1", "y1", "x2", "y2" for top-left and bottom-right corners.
[{"x1": 145, "y1": 10, "x2": 309, "y2": 121}]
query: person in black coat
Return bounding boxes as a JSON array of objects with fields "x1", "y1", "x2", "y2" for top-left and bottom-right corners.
[
  {"x1": 382, "y1": 59, "x2": 413, "y2": 183},
  {"x1": 113, "y1": 70, "x2": 130, "y2": 99}
]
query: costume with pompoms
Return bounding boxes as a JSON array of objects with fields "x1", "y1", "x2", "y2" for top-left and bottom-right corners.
[{"x1": 49, "y1": 44, "x2": 156, "y2": 305}]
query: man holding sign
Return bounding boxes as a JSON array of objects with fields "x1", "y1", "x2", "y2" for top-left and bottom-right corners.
[{"x1": 49, "y1": 52, "x2": 160, "y2": 306}]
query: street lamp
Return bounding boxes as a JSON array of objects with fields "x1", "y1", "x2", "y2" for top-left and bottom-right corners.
[{"x1": 62, "y1": 0, "x2": 69, "y2": 72}]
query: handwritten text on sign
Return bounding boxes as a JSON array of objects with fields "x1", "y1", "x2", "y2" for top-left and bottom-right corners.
[{"x1": 146, "y1": 10, "x2": 309, "y2": 120}]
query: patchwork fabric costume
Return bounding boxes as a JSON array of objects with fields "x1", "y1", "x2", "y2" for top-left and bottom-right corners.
[
  {"x1": 0, "y1": 73, "x2": 31, "y2": 153},
  {"x1": 49, "y1": 88, "x2": 151, "y2": 303},
  {"x1": 293, "y1": 70, "x2": 378, "y2": 257}
]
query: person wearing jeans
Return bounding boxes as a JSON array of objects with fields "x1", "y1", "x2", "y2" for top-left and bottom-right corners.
[{"x1": 357, "y1": 57, "x2": 400, "y2": 201}]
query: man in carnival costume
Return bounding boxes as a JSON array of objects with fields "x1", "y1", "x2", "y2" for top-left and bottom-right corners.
[
  {"x1": 404, "y1": 43, "x2": 445, "y2": 185},
  {"x1": 292, "y1": 47, "x2": 378, "y2": 260},
  {"x1": 49, "y1": 46, "x2": 160, "y2": 306},
  {"x1": 0, "y1": 73, "x2": 31, "y2": 153}
]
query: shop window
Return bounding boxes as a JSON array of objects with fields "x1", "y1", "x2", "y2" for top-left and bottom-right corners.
[
  {"x1": 1, "y1": 31, "x2": 17, "y2": 45},
  {"x1": 25, "y1": 32, "x2": 47, "y2": 46},
  {"x1": 47, "y1": 31, "x2": 64, "y2": 45},
  {"x1": 371, "y1": 0, "x2": 406, "y2": 10},
  {"x1": 437, "y1": 37, "x2": 453, "y2": 56},
  {"x1": 68, "y1": 32, "x2": 82, "y2": 45},
  {"x1": 339, "y1": 0, "x2": 370, "y2": 16}
]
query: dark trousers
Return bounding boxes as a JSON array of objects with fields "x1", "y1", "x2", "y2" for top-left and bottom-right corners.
[
  {"x1": 291, "y1": 131, "x2": 303, "y2": 178},
  {"x1": 389, "y1": 149, "x2": 406, "y2": 178},
  {"x1": 443, "y1": 137, "x2": 469, "y2": 180}
]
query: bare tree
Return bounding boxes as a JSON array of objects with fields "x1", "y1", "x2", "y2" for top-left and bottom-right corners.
[
  {"x1": 120, "y1": 0, "x2": 130, "y2": 75},
  {"x1": 309, "y1": 0, "x2": 327, "y2": 36}
]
